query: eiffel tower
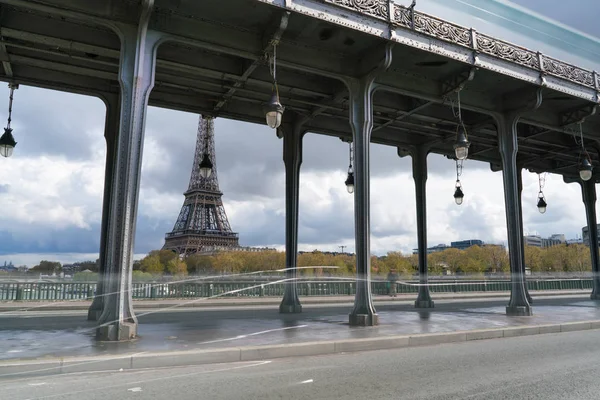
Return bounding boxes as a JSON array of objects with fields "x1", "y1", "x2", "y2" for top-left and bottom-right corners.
[{"x1": 163, "y1": 116, "x2": 239, "y2": 255}]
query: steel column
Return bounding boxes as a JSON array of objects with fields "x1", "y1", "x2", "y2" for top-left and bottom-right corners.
[
  {"x1": 412, "y1": 146, "x2": 434, "y2": 308},
  {"x1": 96, "y1": 1, "x2": 162, "y2": 341},
  {"x1": 580, "y1": 179, "x2": 600, "y2": 299},
  {"x1": 497, "y1": 115, "x2": 532, "y2": 316},
  {"x1": 279, "y1": 122, "x2": 304, "y2": 313},
  {"x1": 347, "y1": 44, "x2": 393, "y2": 326},
  {"x1": 516, "y1": 167, "x2": 533, "y2": 304},
  {"x1": 88, "y1": 94, "x2": 119, "y2": 321},
  {"x1": 348, "y1": 76, "x2": 378, "y2": 326}
]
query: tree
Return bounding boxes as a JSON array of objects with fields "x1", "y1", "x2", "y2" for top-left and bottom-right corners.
[
  {"x1": 167, "y1": 258, "x2": 188, "y2": 277},
  {"x1": 140, "y1": 254, "x2": 164, "y2": 275},
  {"x1": 31, "y1": 260, "x2": 62, "y2": 274},
  {"x1": 185, "y1": 254, "x2": 214, "y2": 275}
]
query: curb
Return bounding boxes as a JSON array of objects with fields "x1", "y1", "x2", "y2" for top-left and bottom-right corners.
[
  {"x1": 0, "y1": 291, "x2": 589, "y2": 312},
  {"x1": 2, "y1": 319, "x2": 599, "y2": 377}
]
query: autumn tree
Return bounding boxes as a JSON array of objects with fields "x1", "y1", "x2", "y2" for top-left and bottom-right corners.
[
  {"x1": 167, "y1": 258, "x2": 188, "y2": 277},
  {"x1": 140, "y1": 254, "x2": 164, "y2": 275}
]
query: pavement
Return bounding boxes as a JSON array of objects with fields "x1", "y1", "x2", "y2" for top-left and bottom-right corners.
[
  {"x1": 1, "y1": 293, "x2": 600, "y2": 376},
  {"x1": 3, "y1": 329, "x2": 600, "y2": 399}
]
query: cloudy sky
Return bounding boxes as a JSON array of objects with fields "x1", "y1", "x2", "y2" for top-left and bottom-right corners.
[{"x1": 0, "y1": 0, "x2": 598, "y2": 267}]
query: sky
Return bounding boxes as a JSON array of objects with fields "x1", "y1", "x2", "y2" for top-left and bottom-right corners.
[{"x1": 0, "y1": 0, "x2": 598, "y2": 267}]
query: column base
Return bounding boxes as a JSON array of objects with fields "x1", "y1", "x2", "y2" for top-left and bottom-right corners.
[
  {"x1": 96, "y1": 322, "x2": 137, "y2": 342},
  {"x1": 590, "y1": 292, "x2": 600, "y2": 300},
  {"x1": 279, "y1": 303, "x2": 303, "y2": 313},
  {"x1": 506, "y1": 306, "x2": 532, "y2": 316},
  {"x1": 349, "y1": 313, "x2": 379, "y2": 326},
  {"x1": 415, "y1": 300, "x2": 435, "y2": 309}
]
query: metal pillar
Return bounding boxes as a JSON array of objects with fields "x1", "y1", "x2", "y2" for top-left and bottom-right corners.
[
  {"x1": 412, "y1": 146, "x2": 434, "y2": 308},
  {"x1": 348, "y1": 76, "x2": 378, "y2": 326},
  {"x1": 516, "y1": 167, "x2": 532, "y2": 304},
  {"x1": 279, "y1": 123, "x2": 304, "y2": 313},
  {"x1": 96, "y1": 1, "x2": 161, "y2": 341},
  {"x1": 347, "y1": 44, "x2": 393, "y2": 326},
  {"x1": 497, "y1": 114, "x2": 532, "y2": 316},
  {"x1": 88, "y1": 94, "x2": 119, "y2": 321},
  {"x1": 580, "y1": 179, "x2": 600, "y2": 299}
]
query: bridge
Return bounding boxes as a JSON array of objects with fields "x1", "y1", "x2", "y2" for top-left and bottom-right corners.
[{"x1": 1, "y1": 0, "x2": 599, "y2": 340}]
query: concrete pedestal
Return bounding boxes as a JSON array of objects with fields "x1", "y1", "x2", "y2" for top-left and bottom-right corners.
[
  {"x1": 96, "y1": 322, "x2": 137, "y2": 342},
  {"x1": 506, "y1": 306, "x2": 532, "y2": 316},
  {"x1": 349, "y1": 313, "x2": 379, "y2": 326}
]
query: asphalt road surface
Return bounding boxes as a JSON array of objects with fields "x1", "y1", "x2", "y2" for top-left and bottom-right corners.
[{"x1": 2, "y1": 328, "x2": 600, "y2": 400}]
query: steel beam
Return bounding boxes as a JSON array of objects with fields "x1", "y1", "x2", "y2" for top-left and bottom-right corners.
[
  {"x1": 580, "y1": 179, "x2": 600, "y2": 299},
  {"x1": 279, "y1": 117, "x2": 304, "y2": 314},
  {"x1": 411, "y1": 145, "x2": 434, "y2": 308},
  {"x1": 96, "y1": 1, "x2": 162, "y2": 341}
]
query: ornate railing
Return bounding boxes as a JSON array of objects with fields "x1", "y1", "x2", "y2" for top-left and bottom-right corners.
[
  {"x1": 0, "y1": 278, "x2": 591, "y2": 301},
  {"x1": 319, "y1": 0, "x2": 598, "y2": 91}
]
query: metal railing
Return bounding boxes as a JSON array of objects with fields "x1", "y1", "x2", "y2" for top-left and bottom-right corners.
[{"x1": 0, "y1": 278, "x2": 593, "y2": 301}]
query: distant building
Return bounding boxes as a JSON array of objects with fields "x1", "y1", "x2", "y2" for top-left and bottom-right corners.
[
  {"x1": 582, "y1": 224, "x2": 600, "y2": 246},
  {"x1": 0, "y1": 261, "x2": 16, "y2": 272},
  {"x1": 450, "y1": 240, "x2": 484, "y2": 250},
  {"x1": 525, "y1": 233, "x2": 566, "y2": 248},
  {"x1": 567, "y1": 237, "x2": 584, "y2": 245},
  {"x1": 524, "y1": 235, "x2": 542, "y2": 247},
  {"x1": 412, "y1": 244, "x2": 450, "y2": 255}
]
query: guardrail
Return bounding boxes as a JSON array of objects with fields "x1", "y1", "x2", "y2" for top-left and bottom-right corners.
[{"x1": 0, "y1": 279, "x2": 593, "y2": 301}]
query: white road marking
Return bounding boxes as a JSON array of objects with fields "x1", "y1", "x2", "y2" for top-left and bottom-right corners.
[
  {"x1": 300, "y1": 379, "x2": 313, "y2": 384},
  {"x1": 197, "y1": 325, "x2": 308, "y2": 345},
  {"x1": 127, "y1": 387, "x2": 142, "y2": 392},
  {"x1": 22, "y1": 360, "x2": 273, "y2": 399},
  {"x1": 27, "y1": 382, "x2": 47, "y2": 386}
]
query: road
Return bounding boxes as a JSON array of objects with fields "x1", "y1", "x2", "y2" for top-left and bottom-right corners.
[{"x1": 2, "y1": 328, "x2": 600, "y2": 399}]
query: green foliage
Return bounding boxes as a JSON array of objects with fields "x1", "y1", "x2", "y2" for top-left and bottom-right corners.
[
  {"x1": 167, "y1": 258, "x2": 188, "y2": 277},
  {"x1": 73, "y1": 271, "x2": 98, "y2": 281},
  {"x1": 30, "y1": 260, "x2": 62, "y2": 274},
  {"x1": 132, "y1": 270, "x2": 154, "y2": 282},
  {"x1": 140, "y1": 254, "x2": 164, "y2": 275}
]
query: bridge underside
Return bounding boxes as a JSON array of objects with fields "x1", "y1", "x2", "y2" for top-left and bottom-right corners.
[{"x1": 1, "y1": 0, "x2": 599, "y2": 339}]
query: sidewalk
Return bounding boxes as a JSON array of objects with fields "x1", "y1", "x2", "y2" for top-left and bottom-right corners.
[{"x1": 0, "y1": 289, "x2": 589, "y2": 311}]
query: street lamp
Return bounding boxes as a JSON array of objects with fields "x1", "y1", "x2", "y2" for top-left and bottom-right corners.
[
  {"x1": 577, "y1": 122, "x2": 593, "y2": 181},
  {"x1": 199, "y1": 152, "x2": 213, "y2": 178},
  {"x1": 580, "y1": 156, "x2": 593, "y2": 181},
  {"x1": 264, "y1": 41, "x2": 284, "y2": 129},
  {"x1": 453, "y1": 159, "x2": 464, "y2": 205},
  {"x1": 264, "y1": 89, "x2": 284, "y2": 129},
  {"x1": 454, "y1": 181, "x2": 464, "y2": 205},
  {"x1": 345, "y1": 141, "x2": 354, "y2": 194},
  {"x1": 536, "y1": 193, "x2": 547, "y2": 214},
  {"x1": 453, "y1": 90, "x2": 470, "y2": 160},
  {"x1": 0, "y1": 83, "x2": 18, "y2": 158},
  {"x1": 199, "y1": 117, "x2": 213, "y2": 179},
  {"x1": 537, "y1": 172, "x2": 547, "y2": 214},
  {"x1": 0, "y1": 128, "x2": 16, "y2": 158}
]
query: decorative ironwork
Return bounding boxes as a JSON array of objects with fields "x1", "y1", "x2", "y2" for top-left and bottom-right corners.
[
  {"x1": 328, "y1": 1, "x2": 598, "y2": 91},
  {"x1": 411, "y1": 13, "x2": 472, "y2": 46},
  {"x1": 325, "y1": 0, "x2": 388, "y2": 20},
  {"x1": 163, "y1": 116, "x2": 239, "y2": 255},
  {"x1": 393, "y1": 6, "x2": 412, "y2": 28},
  {"x1": 476, "y1": 34, "x2": 539, "y2": 69},
  {"x1": 542, "y1": 57, "x2": 595, "y2": 88}
]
